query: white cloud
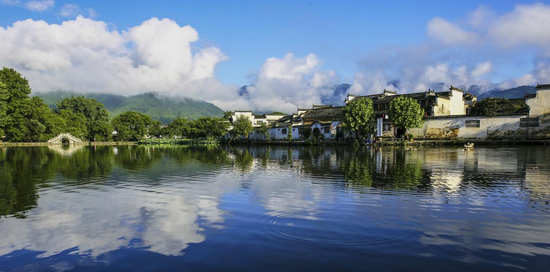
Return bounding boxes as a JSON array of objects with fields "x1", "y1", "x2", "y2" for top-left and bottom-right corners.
[
  {"x1": 0, "y1": 0, "x2": 20, "y2": 6},
  {"x1": 489, "y1": 4, "x2": 550, "y2": 49},
  {"x1": 0, "y1": 16, "x2": 247, "y2": 110},
  {"x1": 59, "y1": 4, "x2": 79, "y2": 17},
  {"x1": 427, "y1": 17, "x2": 478, "y2": 45},
  {"x1": 471, "y1": 61, "x2": 492, "y2": 77},
  {"x1": 25, "y1": 0, "x2": 53, "y2": 11},
  {"x1": 467, "y1": 6, "x2": 496, "y2": 29},
  {"x1": 87, "y1": 8, "x2": 97, "y2": 18},
  {"x1": 244, "y1": 53, "x2": 340, "y2": 112}
]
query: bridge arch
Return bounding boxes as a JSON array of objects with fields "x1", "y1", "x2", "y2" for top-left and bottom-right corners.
[{"x1": 48, "y1": 133, "x2": 84, "y2": 145}]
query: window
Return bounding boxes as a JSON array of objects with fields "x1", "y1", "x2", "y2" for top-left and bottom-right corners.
[
  {"x1": 520, "y1": 117, "x2": 539, "y2": 127},
  {"x1": 465, "y1": 120, "x2": 480, "y2": 127},
  {"x1": 281, "y1": 128, "x2": 287, "y2": 134},
  {"x1": 324, "y1": 126, "x2": 330, "y2": 134}
]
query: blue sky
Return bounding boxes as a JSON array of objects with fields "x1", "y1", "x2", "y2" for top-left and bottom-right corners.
[{"x1": 1, "y1": 0, "x2": 550, "y2": 111}]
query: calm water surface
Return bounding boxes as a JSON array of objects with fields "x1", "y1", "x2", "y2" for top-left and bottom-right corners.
[{"x1": 0, "y1": 145, "x2": 549, "y2": 271}]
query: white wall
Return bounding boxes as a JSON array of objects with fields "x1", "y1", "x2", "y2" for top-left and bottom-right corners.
[
  {"x1": 449, "y1": 89, "x2": 466, "y2": 115},
  {"x1": 410, "y1": 115, "x2": 529, "y2": 139},
  {"x1": 526, "y1": 89, "x2": 550, "y2": 118}
]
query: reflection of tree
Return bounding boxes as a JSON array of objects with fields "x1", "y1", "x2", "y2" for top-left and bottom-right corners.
[
  {"x1": 377, "y1": 149, "x2": 426, "y2": 189},
  {"x1": 0, "y1": 147, "x2": 57, "y2": 217},
  {"x1": 59, "y1": 146, "x2": 113, "y2": 180},
  {"x1": 165, "y1": 146, "x2": 231, "y2": 166},
  {"x1": 114, "y1": 145, "x2": 162, "y2": 171},
  {"x1": 342, "y1": 149, "x2": 374, "y2": 186},
  {"x1": 233, "y1": 147, "x2": 253, "y2": 173}
]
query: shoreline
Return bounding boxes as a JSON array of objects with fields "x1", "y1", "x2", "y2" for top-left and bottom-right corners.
[
  {"x1": 0, "y1": 141, "x2": 137, "y2": 147},
  {"x1": 1, "y1": 139, "x2": 549, "y2": 147}
]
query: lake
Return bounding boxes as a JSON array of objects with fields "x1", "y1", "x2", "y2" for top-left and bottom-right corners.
[{"x1": 0, "y1": 145, "x2": 549, "y2": 271}]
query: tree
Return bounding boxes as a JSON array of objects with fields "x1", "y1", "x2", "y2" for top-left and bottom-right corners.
[
  {"x1": 112, "y1": 111, "x2": 153, "y2": 141},
  {"x1": 0, "y1": 68, "x2": 33, "y2": 142},
  {"x1": 258, "y1": 122, "x2": 270, "y2": 141},
  {"x1": 389, "y1": 96, "x2": 424, "y2": 132},
  {"x1": 302, "y1": 125, "x2": 312, "y2": 140},
  {"x1": 165, "y1": 117, "x2": 191, "y2": 138},
  {"x1": 468, "y1": 97, "x2": 527, "y2": 117},
  {"x1": 57, "y1": 96, "x2": 112, "y2": 141},
  {"x1": 341, "y1": 97, "x2": 375, "y2": 139},
  {"x1": 287, "y1": 124, "x2": 293, "y2": 141},
  {"x1": 223, "y1": 111, "x2": 233, "y2": 120},
  {"x1": 0, "y1": 68, "x2": 60, "y2": 142},
  {"x1": 231, "y1": 115, "x2": 253, "y2": 141},
  {"x1": 56, "y1": 109, "x2": 88, "y2": 139},
  {"x1": 190, "y1": 117, "x2": 229, "y2": 139},
  {"x1": 148, "y1": 120, "x2": 163, "y2": 138},
  {"x1": 0, "y1": 81, "x2": 9, "y2": 139}
]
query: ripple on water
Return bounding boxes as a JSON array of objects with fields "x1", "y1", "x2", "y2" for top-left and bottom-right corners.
[{"x1": 270, "y1": 208, "x2": 412, "y2": 245}]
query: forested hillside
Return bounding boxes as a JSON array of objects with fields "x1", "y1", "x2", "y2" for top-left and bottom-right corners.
[{"x1": 37, "y1": 91, "x2": 225, "y2": 123}]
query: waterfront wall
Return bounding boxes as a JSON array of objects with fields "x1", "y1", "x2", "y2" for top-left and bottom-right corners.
[{"x1": 410, "y1": 114, "x2": 550, "y2": 139}]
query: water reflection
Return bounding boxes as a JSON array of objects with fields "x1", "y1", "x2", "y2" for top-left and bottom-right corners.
[{"x1": 0, "y1": 145, "x2": 549, "y2": 271}]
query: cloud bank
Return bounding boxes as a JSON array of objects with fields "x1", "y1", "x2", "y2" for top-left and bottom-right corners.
[{"x1": 2, "y1": 3, "x2": 550, "y2": 112}]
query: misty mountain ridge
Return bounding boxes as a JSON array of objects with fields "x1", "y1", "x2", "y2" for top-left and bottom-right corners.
[
  {"x1": 477, "y1": 85, "x2": 536, "y2": 99},
  {"x1": 35, "y1": 91, "x2": 225, "y2": 124}
]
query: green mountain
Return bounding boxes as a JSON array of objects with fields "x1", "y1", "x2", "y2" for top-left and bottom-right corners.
[{"x1": 36, "y1": 91, "x2": 225, "y2": 124}]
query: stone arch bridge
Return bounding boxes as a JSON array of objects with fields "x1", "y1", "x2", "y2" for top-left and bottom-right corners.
[{"x1": 48, "y1": 133, "x2": 84, "y2": 145}]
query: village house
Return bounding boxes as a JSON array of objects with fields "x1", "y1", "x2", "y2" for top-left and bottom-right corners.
[
  {"x1": 228, "y1": 84, "x2": 550, "y2": 141},
  {"x1": 301, "y1": 105, "x2": 343, "y2": 140},
  {"x1": 346, "y1": 87, "x2": 476, "y2": 137},
  {"x1": 409, "y1": 84, "x2": 550, "y2": 139}
]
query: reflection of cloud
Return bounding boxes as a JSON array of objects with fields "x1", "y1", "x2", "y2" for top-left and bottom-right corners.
[
  {"x1": 419, "y1": 216, "x2": 550, "y2": 258},
  {"x1": 0, "y1": 187, "x2": 222, "y2": 257}
]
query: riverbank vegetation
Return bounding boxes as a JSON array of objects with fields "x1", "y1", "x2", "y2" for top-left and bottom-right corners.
[{"x1": 0, "y1": 67, "x2": 229, "y2": 143}]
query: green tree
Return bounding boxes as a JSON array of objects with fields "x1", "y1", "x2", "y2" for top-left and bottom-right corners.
[
  {"x1": 341, "y1": 97, "x2": 375, "y2": 139},
  {"x1": 112, "y1": 111, "x2": 153, "y2": 141},
  {"x1": 223, "y1": 111, "x2": 233, "y2": 120},
  {"x1": 0, "y1": 68, "x2": 33, "y2": 142},
  {"x1": 468, "y1": 97, "x2": 527, "y2": 117},
  {"x1": 165, "y1": 117, "x2": 191, "y2": 138},
  {"x1": 26, "y1": 96, "x2": 59, "y2": 142},
  {"x1": 190, "y1": 117, "x2": 229, "y2": 139},
  {"x1": 57, "y1": 96, "x2": 112, "y2": 141},
  {"x1": 231, "y1": 115, "x2": 253, "y2": 142},
  {"x1": 302, "y1": 125, "x2": 312, "y2": 140},
  {"x1": 287, "y1": 124, "x2": 293, "y2": 141},
  {"x1": 148, "y1": 120, "x2": 163, "y2": 138},
  {"x1": 258, "y1": 122, "x2": 270, "y2": 141},
  {"x1": 389, "y1": 96, "x2": 424, "y2": 131},
  {"x1": 0, "y1": 81, "x2": 8, "y2": 138},
  {"x1": 56, "y1": 109, "x2": 88, "y2": 139}
]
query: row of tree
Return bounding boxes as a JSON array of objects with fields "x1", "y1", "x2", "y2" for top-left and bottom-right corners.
[
  {"x1": 0, "y1": 68, "x2": 231, "y2": 142},
  {"x1": 0, "y1": 68, "x2": 112, "y2": 142}
]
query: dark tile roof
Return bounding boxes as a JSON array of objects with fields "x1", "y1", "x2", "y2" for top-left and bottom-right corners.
[
  {"x1": 536, "y1": 84, "x2": 550, "y2": 89},
  {"x1": 302, "y1": 106, "x2": 343, "y2": 119}
]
